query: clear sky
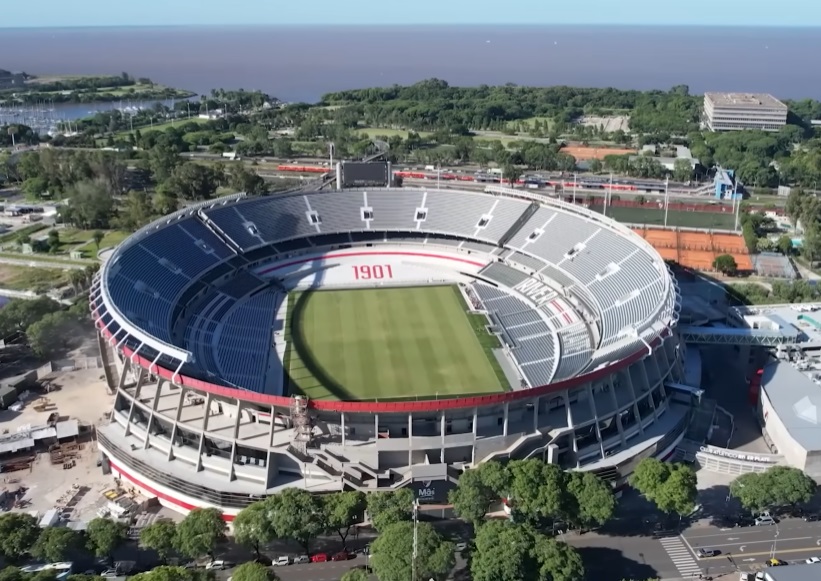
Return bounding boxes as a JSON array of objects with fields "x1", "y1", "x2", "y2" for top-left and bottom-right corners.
[{"x1": 4, "y1": 0, "x2": 821, "y2": 28}]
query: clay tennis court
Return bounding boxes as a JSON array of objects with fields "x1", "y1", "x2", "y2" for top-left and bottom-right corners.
[
  {"x1": 632, "y1": 227, "x2": 753, "y2": 272},
  {"x1": 560, "y1": 145, "x2": 636, "y2": 160}
]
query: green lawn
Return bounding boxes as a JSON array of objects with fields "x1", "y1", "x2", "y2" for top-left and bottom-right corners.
[
  {"x1": 0, "y1": 264, "x2": 70, "y2": 293},
  {"x1": 590, "y1": 205, "x2": 738, "y2": 230},
  {"x1": 284, "y1": 285, "x2": 506, "y2": 401}
]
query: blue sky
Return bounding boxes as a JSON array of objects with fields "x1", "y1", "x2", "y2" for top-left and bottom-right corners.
[{"x1": 5, "y1": 0, "x2": 821, "y2": 28}]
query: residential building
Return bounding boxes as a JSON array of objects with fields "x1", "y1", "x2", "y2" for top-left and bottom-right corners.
[{"x1": 703, "y1": 92, "x2": 788, "y2": 132}]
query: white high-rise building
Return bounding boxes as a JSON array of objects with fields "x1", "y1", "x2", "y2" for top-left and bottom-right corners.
[{"x1": 703, "y1": 92, "x2": 788, "y2": 132}]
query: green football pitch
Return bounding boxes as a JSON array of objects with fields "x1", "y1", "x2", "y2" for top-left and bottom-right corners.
[
  {"x1": 284, "y1": 285, "x2": 507, "y2": 401},
  {"x1": 590, "y1": 204, "x2": 737, "y2": 230}
]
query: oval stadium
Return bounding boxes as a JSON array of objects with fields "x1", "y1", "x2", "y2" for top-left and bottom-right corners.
[{"x1": 90, "y1": 182, "x2": 688, "y2": 518}]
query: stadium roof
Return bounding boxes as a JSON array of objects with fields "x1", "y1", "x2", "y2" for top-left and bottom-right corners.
[
  {"x1": 758, "y1": 563, "x2": 821, "y2": 581},
  {"x1": 761, "y1": 361, "x2": 821, "y2": 452}
]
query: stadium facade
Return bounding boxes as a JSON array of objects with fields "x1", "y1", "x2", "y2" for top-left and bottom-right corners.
[{"x1": 91, "y1": 186, "x2": 689, "y2": 518}]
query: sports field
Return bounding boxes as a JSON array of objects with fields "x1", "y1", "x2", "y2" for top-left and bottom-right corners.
[
  {"x1": 590, "y1": 205, "x2": 737, "y2": 230},
  {"x1": 284, "y1": 285, "x2": 506, "y2": 401}
]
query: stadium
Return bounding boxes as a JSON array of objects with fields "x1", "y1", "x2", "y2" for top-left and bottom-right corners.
[{"x1": 90, "y1": 178, "x2": 689, "y2": 518}]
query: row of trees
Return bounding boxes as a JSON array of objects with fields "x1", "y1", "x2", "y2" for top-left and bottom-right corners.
[
  {"x1": 449, "y1": 458, "x2": 615, "y2": 531},
  {"x1": 0, "y1": 513, "x2": 128, "y2": 563}
]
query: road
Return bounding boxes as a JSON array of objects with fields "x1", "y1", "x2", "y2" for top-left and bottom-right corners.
[{"x1": 683, "y1": 519, "x2": 821, "y2": 575}]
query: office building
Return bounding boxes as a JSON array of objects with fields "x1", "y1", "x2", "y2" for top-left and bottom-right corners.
[{"x1": 703, "y1": 93, "x2": 788, "y2": 132}]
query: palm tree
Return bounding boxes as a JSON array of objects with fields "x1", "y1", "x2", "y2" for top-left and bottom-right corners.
[{"x1": 69, "y1": 270, "x2": 85, "y2": 297}]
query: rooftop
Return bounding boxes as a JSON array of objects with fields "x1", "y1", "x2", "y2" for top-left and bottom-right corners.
[
  {"x1": 705, "y1": 92, "x2": 787, "y2": 110},
  {"x1": 758, "y1": 563, "x2": 821, "y2": 581},
  {"x1": 761, "y1": 360, "x2": 821, "y2": 452}
]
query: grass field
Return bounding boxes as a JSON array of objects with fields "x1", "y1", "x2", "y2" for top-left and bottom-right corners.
[
  {"x1": 591, "y1": 205, "x2": 738, "y2": 230},
  {"x1": 0, "y1": 264, "x2": 70, "y2": 293},
  {"x1": 284, "y1": 285, "x2": 506, "y2": 401}
]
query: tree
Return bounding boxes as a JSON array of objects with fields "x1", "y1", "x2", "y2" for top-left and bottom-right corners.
[
  {"x1": 232, "y1": 501, "x2": 276, "y2": 558},
  {"x1": 631, "y1": 459, "x2": 697, "y2": 518},
  {"x1": 173, "y1": 507, "x2": 226, "y2": 559},
  {"x1": 0, "y1": 296, "x2": 62, "y2": 337},
  {"x1": 588, "y1": 159, "x2": 603, "y2": 173},
  {"x1": 47, "y1": 229, "x2": 60, "y2": 253},
  {"x1": 230, "y1": 562, "x2": 278, "y2": 581},
  {"x1": 0, "y1": 512, "x2": 40, "y2": 561},
  {"x1": 507, "y1": 459, "x2": 566, "y2": 522},
  {"x1": 777, "y1": 235, "x2": 793, "y2": 256},
  {"x1": 672, "y1": 159, "x2": 693, "y2": 183},
  {"x1": 62, "y1": 180, "x2": 115, "y2": 229},
  {"x1": 713, "y1": 254, "x2": 738, "y2": 276},
  {"x1": 742, "y1": 220, "x2": 759, "y2": 254},
  {"x1": 32, "y1": 527, "x2": 81, "y2": 562},
  {"x1": 139, "y1": 520, "x2": 177, "y2": 562},
  {"x1": 449, "y1": 467, "x2": 499, "y2": 526},
  {"x1": 130, "y1": 566, "x2": 212, "y2": 581},
  {"x1": 86, "y1": 517, "x2": 128, "y2": 562},
  {"x1": 323, "y1": 491, "x2": 366, "y2": 548},
  {"x1": 166, "y1": 163, "x2": 219, "y2": 201},
  {"x1": 765, "y1": 465, "x2": 816, "y2": 507},
  {"x1": 340, "y1": 568, "x2": 369, "y2": 581},
  {"x1": 534, "y1": 536, "x2": 585, "y2": 581},
  {"x1": 366, "y1": 488, "x2": 414, "y2": 532},
  {"x1": 116, "y1": 190, "x2": 154, "y2": 231},
  {"x1": 564, "y1": 471, "x2": 615, "y2": 530},
  {"x1": 471, "y1": 520, "x2": 537, "y2": 581},
  {"x1": 148, "y1": 143, "x2": 181, "y2": 183},
  {"x1": 471, "y1": 519, "x2": 583, "y2": 581},
  {"x1": 26, "y1": 310, "x2": 83, "y2": 357},
  {"x1": 227, "y1": 164, "x2": 267, "y2": 195},
  {"x1": 653, "y1": 464, "x2": 698, "y2": 517},
  {"x1": 370, "y1": 521, "x2": 454, "y2": 581},
  {"x1": 266, "y1": 488, "x2": 325, "y2": 554},
  {"x1": 730, "y1": 466, "x2": 816, "y2": 512},
  {"x1": 92, "y1": 230, "x2": 105, "y2": 250},
  {"x1": 502, "y1": 164, "x2": 521, "y2": 188}
]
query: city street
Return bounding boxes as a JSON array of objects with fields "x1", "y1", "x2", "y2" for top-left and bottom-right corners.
[{"x1": 682, "y1": 518, "x2": 821, "y2": 576}]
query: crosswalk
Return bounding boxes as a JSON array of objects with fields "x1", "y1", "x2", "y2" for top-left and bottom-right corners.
[{"x1": 659, "y1": 536, "x2": 702, "y2": 577}]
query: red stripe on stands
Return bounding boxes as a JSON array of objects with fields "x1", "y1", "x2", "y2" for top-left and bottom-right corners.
[{"x1": 108, "y1": 458, "x2": 236, "y2": 521}]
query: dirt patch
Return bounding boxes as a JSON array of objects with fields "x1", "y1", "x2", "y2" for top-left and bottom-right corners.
[{"x1": 576, "y1": 115, "x2": 630, "y2": 133}]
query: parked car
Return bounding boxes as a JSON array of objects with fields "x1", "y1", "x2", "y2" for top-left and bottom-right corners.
[
  {"x1": 311, "y1": 553, "x2": 329, "y2": 563},
  {"x1": 755, "y1": 516, "x2": 776, "y2": 526},
  {"x1": 293, "y1": 555, "x2": 310, "y2": 565},
  {"x1": 806, "y1": 556, "x2": 821, "y2": 564},
  {"x1": 100, "y1": 569, "x2": 119, "y2": 578},
  {"x1": 697, "y1": 548, "x2": 719, "y2": 558},
  {"x1": 272, "y1": 556, "x2": 291, "y2": 567},
  {"x1": 803, "y1": 513, "x2": 820, "y2": 522},
  {"x1": 205, "y1": 560, "x2": 235, "y2": 570},
  {"x1": 767, "y1": 558, "x2": 787, "y2": 567},
  {"x1": 332, "y1": 551, "x2": 355, "y2": 561}
]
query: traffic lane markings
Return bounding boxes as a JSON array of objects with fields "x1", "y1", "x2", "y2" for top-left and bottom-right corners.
[
  {"x1": 691, "y1": 535, "x2": 813, "y2": 548},
  {"x1": 699, "y1": 545, "x2": 821, "y2": 560},
  {"x1": 685, "y1": 523, "x2": 821, "y2": 540}
]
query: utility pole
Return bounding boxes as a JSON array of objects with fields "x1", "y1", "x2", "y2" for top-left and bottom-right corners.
[
  {"x1": 664, "y1": 176, "x2": 670, "y2": 227},
  {"x1": 412, "y1": 498, "x2": 419, "y2": 581},
  {"x1": 572, "y1": 172, "x2": 577, "y2": 205},
  {"x1": 437, "y1": 165, "x2": 441, "y2": 190},
  {"x1": 603, "y1": 173, "x2": 613, "y2": 217},
  {"x1": 329, "y1": 142, "x2": 335, "y2": 171}
]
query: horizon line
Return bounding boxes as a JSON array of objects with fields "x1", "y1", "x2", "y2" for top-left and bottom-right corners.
[{"x1": 2, "y1": 23, "x2": 821, "y2": 30}]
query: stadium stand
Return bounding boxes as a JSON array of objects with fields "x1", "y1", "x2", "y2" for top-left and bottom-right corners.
[{"x1": 215, "y1": 290, "x2": 279, "y2": 393}]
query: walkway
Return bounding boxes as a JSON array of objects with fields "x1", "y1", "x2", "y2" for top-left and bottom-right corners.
[{"x1": 658, "y1": 536, "x2": 701, "y2": 578}]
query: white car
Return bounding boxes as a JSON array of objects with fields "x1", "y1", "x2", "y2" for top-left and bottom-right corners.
[
  {"x1": 755, "y1": 516, "x2": 776, "y2": 526},
  {"x1": 806, "y1": 556, "x2": 821, "y2": 564},
  {"x1": 205, "y1": 560, "x2": 235, "y2": 570},
  {"x1": 293, "y1": 555, "x2": 310, "y2": 565},
  {"x1": 272, "y1": 556, "x2": 291, "y2": 566}
]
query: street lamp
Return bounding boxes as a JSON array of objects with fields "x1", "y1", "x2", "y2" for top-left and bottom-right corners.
[{"x1": 411, "y1": 498, "x2": 419, "y2": 581}]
